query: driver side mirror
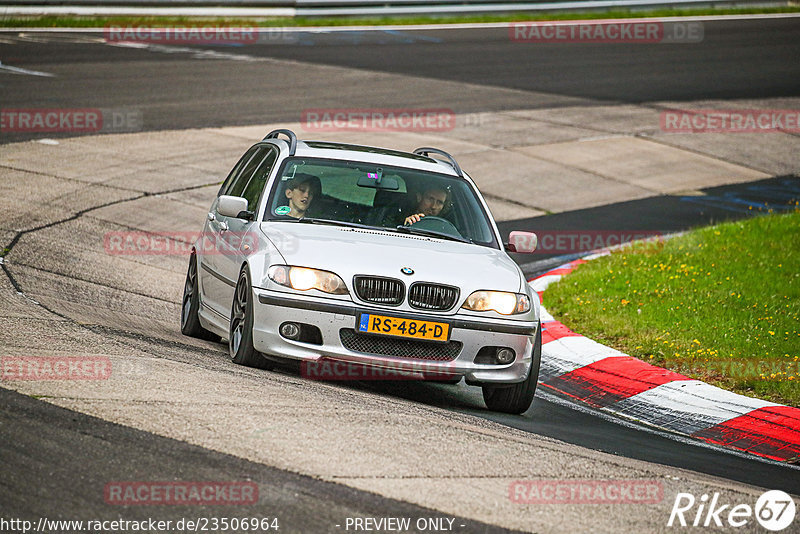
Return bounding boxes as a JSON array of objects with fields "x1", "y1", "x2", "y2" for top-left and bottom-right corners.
[
  {"x1": 506, "y1": 231, "x2": 538, "y2": 253},
  {"x1": 218, "y1": 195, "x2": 252, "y2": 220}
]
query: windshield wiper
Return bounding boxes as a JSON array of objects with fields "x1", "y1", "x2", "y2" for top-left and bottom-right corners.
[
  {"x1": 277, "y1": 217, "x2": 377, "y2": 230},
  {"x1": 395, "y1": 225, "x2": 472, "y2": 244}
]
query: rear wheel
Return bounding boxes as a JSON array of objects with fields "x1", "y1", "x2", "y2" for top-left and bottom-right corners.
[
  {"x1": 180, "y1": 253, "x2": 219, "y2": 341},
  {"x1": 482, "y1": 325, "x2": 541, "y2": 414},
  {"x1": 229, "y1": 268, "x2": 273, "y2": 370}
]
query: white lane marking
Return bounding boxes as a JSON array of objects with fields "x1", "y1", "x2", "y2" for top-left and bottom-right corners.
[
  {"x1": 606, "y1": 380, "x2": 780, "y2": 435},
  {"x1": 14, "y1": 32, "x2": 106, "y2": 44},
  {"x1": 0, "y1": 61, "x2": 55, "y2": 77},
  {"x1": 106, "y1": 41, "x2": 267, "y2": 62},
  {"x1": 0, "y1": 7, "x2": 295, "y2": 17},
  {"x1": 37, "y1": 139, "x2": 60, "y2": 145}
]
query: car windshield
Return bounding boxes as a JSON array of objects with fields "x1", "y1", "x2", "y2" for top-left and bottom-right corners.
[{"x1": 264, "y1": 157, "x2": 499, "y2": 248}]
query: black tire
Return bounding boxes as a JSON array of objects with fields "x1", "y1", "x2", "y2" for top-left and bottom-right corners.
[
  {"x1": 482, "y1": 324, "x2": 541, "y2": 414},
  {"x1": 180, "y1": 253, "x2": 220, "y2": 341},
  {"x1": 229, "y1": 268, "x2": 273, "y2": 370}
]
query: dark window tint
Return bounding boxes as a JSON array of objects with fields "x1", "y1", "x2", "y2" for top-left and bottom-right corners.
[
  {"x1": 241, "y1": 148, "x2": 278, "y2": 213},
  {"x1": 227, "y1": 147, "x2": 268, "y2": 199},
  {"x1": 218, "y1": 145, "x2": 260, "y2": 197}
]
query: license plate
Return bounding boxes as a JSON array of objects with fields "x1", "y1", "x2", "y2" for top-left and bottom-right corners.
[{"x1": 357, "y1": 313, "x2": 450, "y2": 343}]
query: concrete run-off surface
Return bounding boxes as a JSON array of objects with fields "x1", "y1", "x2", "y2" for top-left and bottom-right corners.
[{"x1": 0, "y1": 105, "x2": 798, "y2": 532}]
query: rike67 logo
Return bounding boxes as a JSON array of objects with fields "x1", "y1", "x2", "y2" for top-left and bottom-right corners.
[{"x1": 668, "y1": 490, "x2": 796, "y2": 531}]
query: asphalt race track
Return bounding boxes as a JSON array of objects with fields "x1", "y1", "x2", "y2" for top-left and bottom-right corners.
[
  {"x1": 1, "y1": 18, "x2": 799, "y2": 143},
  {"x1": 1, "y1": 16, "x2": 799, "y2": 533}
]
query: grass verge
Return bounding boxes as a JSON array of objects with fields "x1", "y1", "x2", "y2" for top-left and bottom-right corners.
[
  {"x1": 1, "y1": 6, "x2": 799, "y2": 28},
  {"x1": 544, "y1": 209, "x2": 800, "y2": 407}
]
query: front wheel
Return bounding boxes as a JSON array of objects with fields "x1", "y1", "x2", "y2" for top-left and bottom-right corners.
[
  {"x1": 482, "y1": 325, "x2": 541, "y2": 414},
  {"x1": 229, "y1": 268, "x2": 273, "y2": 370}
]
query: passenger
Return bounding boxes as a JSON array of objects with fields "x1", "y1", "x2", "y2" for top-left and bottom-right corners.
[{"x1": 282, "y1": 174, "x2": 321, "y2": 218}]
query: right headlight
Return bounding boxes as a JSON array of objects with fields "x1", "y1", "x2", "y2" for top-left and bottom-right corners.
[
  {"x1": 267, "y1": 265, "x2": 348, "y2": 295},
  {"x1": 462, "y1": 290, "x2": 531, "y2": 315}
]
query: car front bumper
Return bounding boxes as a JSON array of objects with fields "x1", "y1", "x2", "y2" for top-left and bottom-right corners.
[{"x1": 251, "y1": 288, "x2": 538, "y2": 385}]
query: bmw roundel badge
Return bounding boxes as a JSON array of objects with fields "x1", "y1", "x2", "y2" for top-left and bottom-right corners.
[{"x1": 401, "y1": 267, "x2": 414, "y2": 275}]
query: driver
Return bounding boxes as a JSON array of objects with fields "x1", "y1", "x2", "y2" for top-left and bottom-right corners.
[{"x1": 403, "y1": 185, "x2": 449, "y2": 226}]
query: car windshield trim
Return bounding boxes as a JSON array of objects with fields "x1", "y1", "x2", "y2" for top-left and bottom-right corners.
[
  {"x1": 262, "y1": 156, "x2": 500, "y2": 249},
  {"x1": 267, "y1": 217, "x2": 377, "y2": 230}
]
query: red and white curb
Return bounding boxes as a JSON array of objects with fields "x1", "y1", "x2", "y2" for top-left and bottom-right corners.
[{"x1": 530, "y1": 253, "x2": 800, "y2": 463}]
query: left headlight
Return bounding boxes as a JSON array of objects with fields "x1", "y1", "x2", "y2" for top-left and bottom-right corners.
[
  {"x1": 462, "y1": 290, "x2": 531, "y2": 315},
  {"x1": 267, "y1": 265, "x2": 349, "y2": 295}
]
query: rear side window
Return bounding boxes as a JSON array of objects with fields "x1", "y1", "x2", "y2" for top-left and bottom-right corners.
[
  {"x1": 227, "y1": 147, "x2": 268, "y2": 199},
  {"x1": 218, "y1": 145, "x2": 260, "y2": 197},
  {"x1": 241, "y1": 147, "x2": 278, "y2": 212}
]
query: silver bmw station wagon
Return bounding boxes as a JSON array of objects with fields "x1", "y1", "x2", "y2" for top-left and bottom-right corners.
[{"x1": 181, "y1": 129, "x2": 541, "y2": 414}]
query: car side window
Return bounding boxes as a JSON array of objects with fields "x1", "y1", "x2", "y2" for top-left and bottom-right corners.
[
  {"x1": 218, "y1": 145, "x2": 260, "y2": 197},
  {"x1": 227, "y1": 147, "x2": 268, "y2": 200},
  {"x1": 241, "y1": 147, "x2": 278, "y2": 213}
]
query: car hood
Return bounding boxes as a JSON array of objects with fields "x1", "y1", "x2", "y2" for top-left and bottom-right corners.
[{"x1": 261, "y1": 222, "x2": 523, "y2": 295}]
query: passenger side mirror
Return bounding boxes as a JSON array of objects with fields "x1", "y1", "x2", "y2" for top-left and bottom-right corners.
[
  {"x1": 507, "y1": 231, "x2": 538, "y2": 253},
  {"x1": 218, "y1": 195, "x2": 250, "y2": 219}
]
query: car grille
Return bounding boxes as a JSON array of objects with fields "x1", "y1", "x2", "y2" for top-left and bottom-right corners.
[
  {"x1": 408, "y1": 283, "x2": 459, "y2": 311},
  {"x1": 339, "y1": 329, "x2": 462, "y2": 361},
  {"x1": 353, "y1": 276, "x2": 404, "y2": 305}
]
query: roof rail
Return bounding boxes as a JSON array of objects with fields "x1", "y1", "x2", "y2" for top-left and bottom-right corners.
[
  {"x1": 413, "y1": 147, "x2": 463, "y2": 177},
  {"x1": 264, "y1": 129, "x2": 298, "y2": 156}
]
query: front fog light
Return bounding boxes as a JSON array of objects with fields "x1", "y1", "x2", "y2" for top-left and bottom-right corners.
[
  {"x1": 280, "y1": 322, "x2": 301, "y2": 340},
  {"x1": 495, "y1": 348, "x2": 515, "y2": 364}
]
